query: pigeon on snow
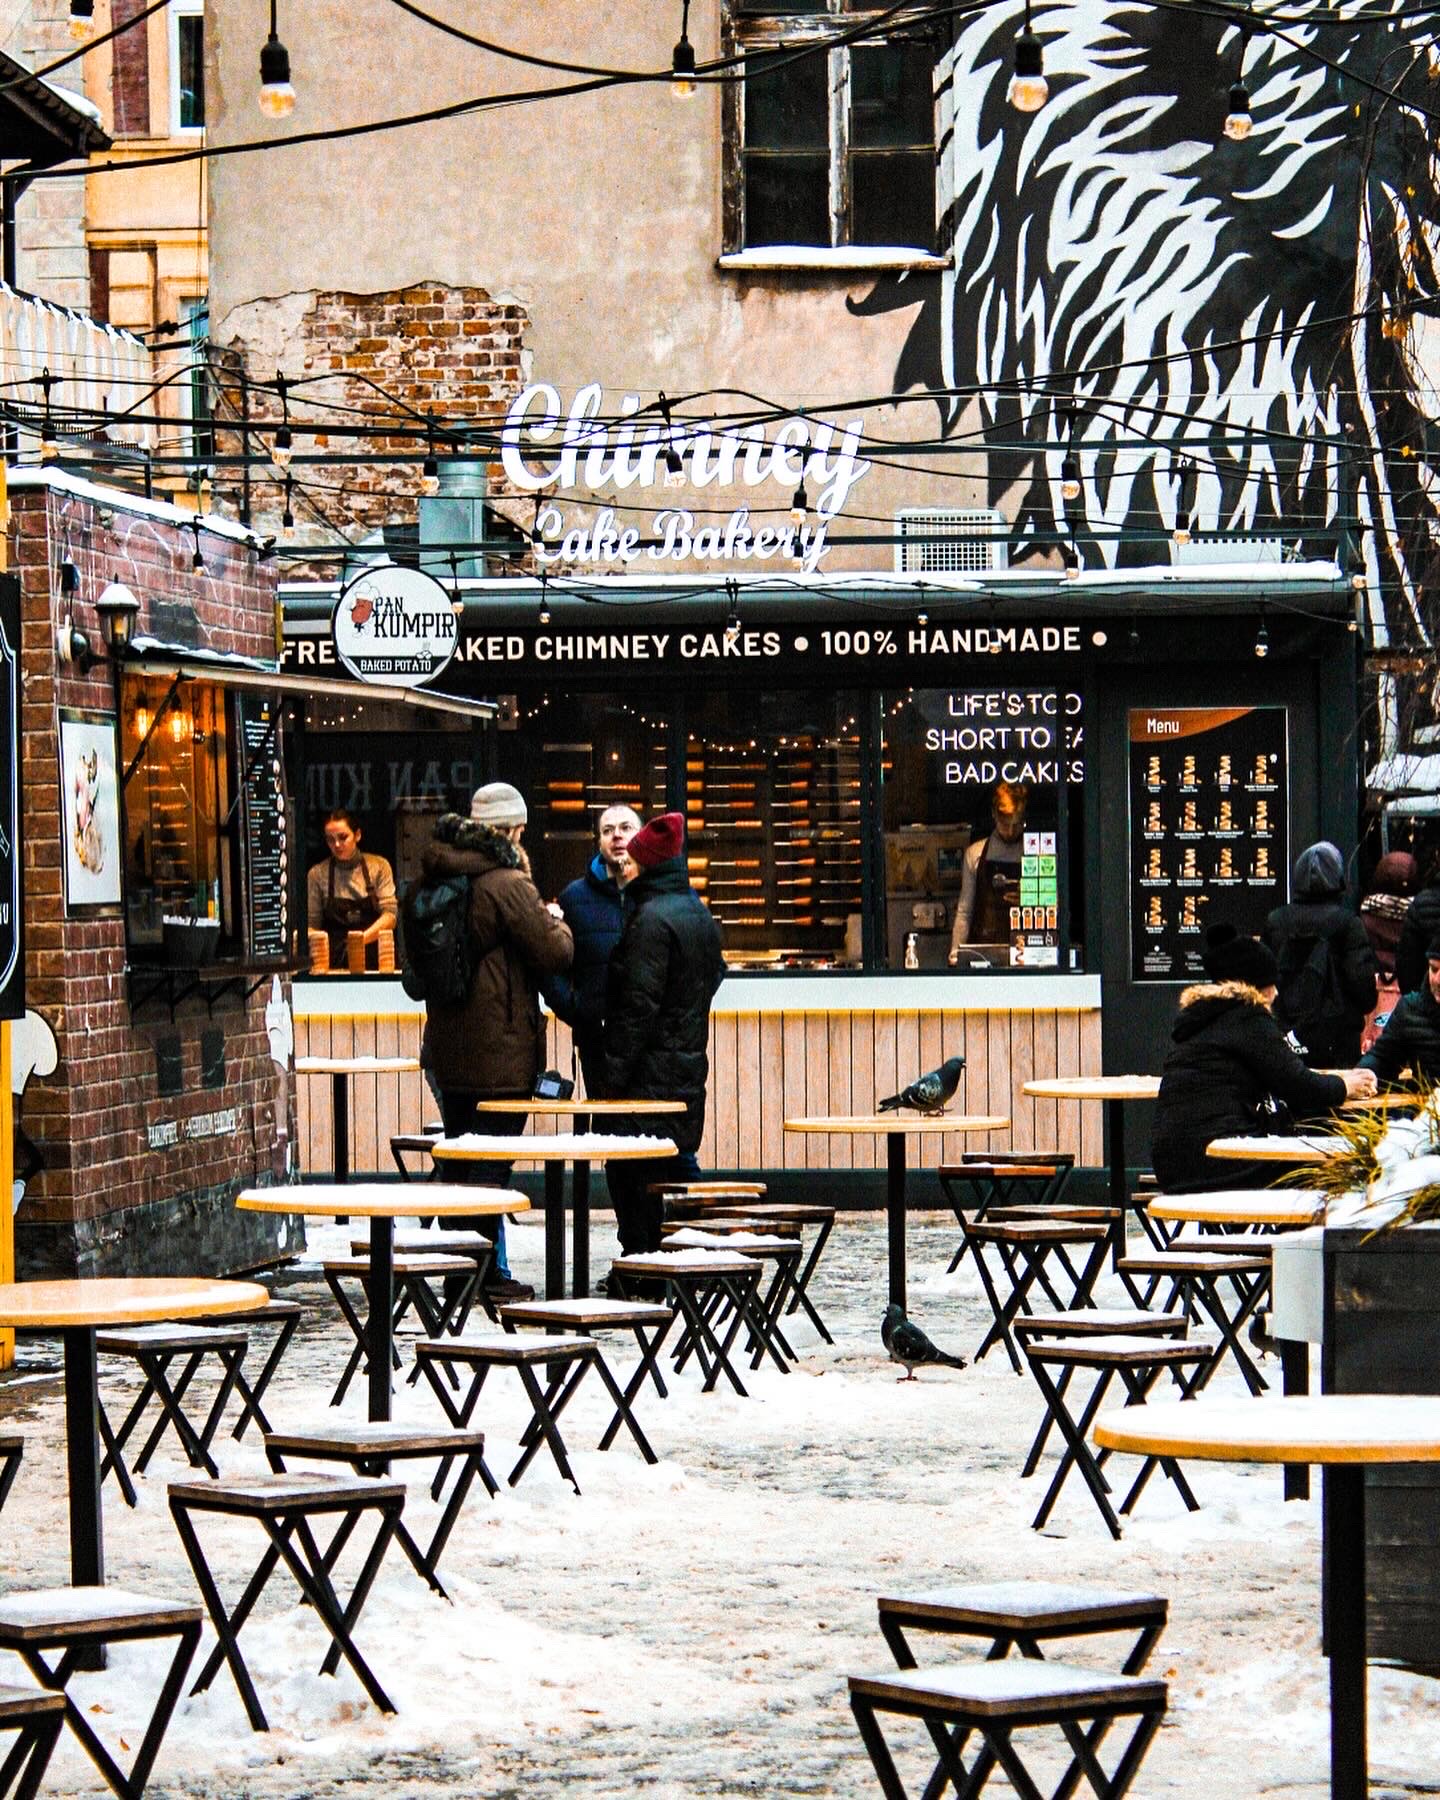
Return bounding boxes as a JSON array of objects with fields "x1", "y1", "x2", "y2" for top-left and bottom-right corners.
[
  {"x1": 878, "y1": 1055, "x2": 965, "y2": 1115},
  {"x1": 882, "y1": 1303, "x2": 968, "y2": 1380}
]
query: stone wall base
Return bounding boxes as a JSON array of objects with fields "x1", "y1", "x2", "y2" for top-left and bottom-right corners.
[{"x1": 15, "y1": 1183, "x2": 306, "y2": 1280}]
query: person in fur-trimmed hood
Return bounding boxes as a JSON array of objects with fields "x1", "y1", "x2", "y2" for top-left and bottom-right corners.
[
  {"x1": 1149, "y1": 924, "x2": 1373, "y2": 1193},
  {"x1": 420, "y1": 783, "x2": 573, "y2": 1298}
]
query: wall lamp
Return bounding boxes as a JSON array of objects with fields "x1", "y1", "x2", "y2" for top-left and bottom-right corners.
[{"x1": 95, "y1": 582, "x2": 141, "y2": 657}]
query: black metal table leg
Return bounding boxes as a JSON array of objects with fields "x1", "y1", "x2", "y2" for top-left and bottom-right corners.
[
  {"x1": 1280, "y1": 1339, "x2": 1310, "y2": 1501},
  {"x1": 886, "y1": 1132, "x2": 907, "y2": 1311},
  {"x1": 544, "y1": 1160, "x2": 566, "y2": 1301},
  {"x1": 1106, "y1": 1098, "x2": 1127, "y2": 1215},
  {"x1": 1324, "y1": 1463, "x2": 1367, "y2": 1800},
  {"x1": 367, "y1": 1217, "x2": 395, "y2": 1423},
  {"x1": 63, "y1": 1326, "x2": 103, "y2": 1588},
  {"x1": 572, "y1": 1160, "x2": 591, "y2": 1300},
  {"x1": 331, "y1": 1072, "x2": 350, "y2": 1184}
]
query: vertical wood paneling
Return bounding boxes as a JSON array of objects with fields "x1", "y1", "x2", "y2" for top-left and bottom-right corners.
[
  {"x1": 916, "y1": 1011, "x2": 945, "y2": 1168},
  {"x1": 872, "y1": 1013, "x2": 898, "y2": 1161},
  {"x1": 827, "y1": 1012, "x2": 853, "y2": 1170},
  {"x1": 710, "y1": 1016, "x2": 738, "y2": 1168},
  {"x1": 781, "y1": 1013, "x2": 809, "y2": 1169},
  {"x1": 1080, "y1": 1008, "x2": 1105, "y2": 1164},
  {"x1": 805, "y1": 1012, "x2": 832, "y2": 1170},
  {"x1": 736, "y1": 1013, "x2": 762, "y2": 1168},
  {"x1": 1052, "y1": 1010, "x2": 1080, "y2": 1158},
  {"x1": 1010, "y1": 1011, "x2": 1036, "y2": 1154},
  {"x1": 961, "y1": 1011, "x2": 987, "y2": 1149},
  {"x1": 759, "y1": 1014, "x2": 786, "y2": 1169},
  {"x1": 850, "y1": 1013, "x2": 876, "y2": 1168},
  {"x1": 987, "y1": 1012, "x2": 1011, "y2": 1152}
]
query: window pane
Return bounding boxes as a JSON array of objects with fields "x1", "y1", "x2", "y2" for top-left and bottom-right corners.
[
  {"x1": 851, "y1": 148, "x2": 934, "y2": 247},
  {"x1": 744, "y1": 153, "x2": 831, "y2": 245},
  {"x1": 879, "y1": 688, "x2": 1084, "y2": 972},
  {"x1": 744, "y1": 48, "x2": 829, "y2": 150},
  {"x1": 178, "y1": 15, "x2": 205, "y2": 128},
  {"x1": 850, "y1": 42, "x2": 933, "y2": 148}
]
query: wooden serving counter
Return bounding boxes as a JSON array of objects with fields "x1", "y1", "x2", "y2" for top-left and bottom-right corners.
[{"x1": 290, "y1": 973, "x2": 1104, "y2": 1180}]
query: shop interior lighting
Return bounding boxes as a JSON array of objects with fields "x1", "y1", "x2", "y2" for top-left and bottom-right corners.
[
  {"x1": 1254, "y1": 606, "x2": 1269, "y2": 658},
  {"x1": 271, "y1": 373, "x2": 293, "y2": 469},
  {"x1": 790, "y1": 477, "x2": 808, "y2": 528},
  {"x1": 1224, "y1": 30, "x2": 1255, "y2": 142},
  {"x1": 259, "y1": 0, "x2": 297, "y2": 118},
  {"x1": 671, "y1": 0, "x2": 698, "y2": 99},
  {"x1": 1008, "y1": 1, "x2": 1049, "y2": 113},
  {"x1": 68, "y1": 0, "x2": 92, "y2": 41}
]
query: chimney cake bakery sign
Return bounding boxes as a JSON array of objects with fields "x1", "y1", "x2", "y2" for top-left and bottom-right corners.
[{"x1": 499, "y1": 382, "x2": 871, "y2": 573}]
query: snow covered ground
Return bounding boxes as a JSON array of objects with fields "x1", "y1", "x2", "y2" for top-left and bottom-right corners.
[{"x1": 2, "y1": 1208, "x2": 1438, "y2": 1798}]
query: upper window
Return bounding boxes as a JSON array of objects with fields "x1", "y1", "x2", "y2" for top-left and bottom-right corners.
[
  {"x1": 171, "y1": 0, "x2": 205, "y2": 132},
  {"x1": 725, "y1": 2, "x2": 939, "y2": 252}
]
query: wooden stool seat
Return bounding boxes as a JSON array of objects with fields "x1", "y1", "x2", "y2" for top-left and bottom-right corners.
[
  {"x1": 498, "y1": 1299, "x2": 678, "y2": 1427},
  {"x1": 191, "y1": 1300, "x2": 301, "y2": 1443},
  {"x1": 655, "y1": 1230, "x2": 802, "y2": 1368},
  {"x1": 962, "y1": 1220, "x2": 1112, "y2": 1374},
  {"x1": 414, "y1": 1331, "x2": 657, "y2": 1491},
  {"x1": 348, "y1": 1231, "x2": 496, "y2": 1258},
  {"x1": 1015, "y1": 1311, "x2": 1185, "y2": 1339},
  {"x1": 1115, "y1": 1253, "x2": 1271, "y2": 1396},
  {"x1": 389, "y1": 1133, "x2": 438, "y2": 1182},
  {"x1": 849, "y1": 1659, "x2": 1167, "y2": 1800},
  {"x1": 0, "y1": 1586, "x2": 203, "y2": 1800},
  {"x1": 263, "y1": 1424, "x2": 494, "y2": 1597},
  {"x1": 877, "y1": 1580, "x2": 1167, "y2": 1668},
  {"x1": 0, "y1": 1685, "x2": 65, "y2": 1800},
  {"x1": 323, "y1": 1253, "x2": 479, "y2": 1276},
  {"x1": 660, "y1": 1216, "x2": 790, "y2": 1238},
  {"x1": 704, "y1": 1202, "x2": 838, "y2": 1343},
  {"x1": 324, "y1": 1254, "x2": 485, "y2": 1408},
  {"x1": 612, "y1": 1250, "x2": 774, "y2": 1398},
  {"x1": 96, "y1": 1325, "x2": 252, "y2": 1507},
  {"x1": 1168, "y1": 1231, "x2": 1275, "y2": 1257},
  {"x1": 168, "y1": 1472, "x2": 405, "y2": 1733},
  {"x1": 651, "y1": 1180, "x2": 767, "y2": 1198},
  {"x1": 939, "y1": 1155, "x2": 1074, "y2": 1276}
]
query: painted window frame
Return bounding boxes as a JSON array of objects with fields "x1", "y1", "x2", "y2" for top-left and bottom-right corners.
[
  {"x1": 169, "y1": 0, "x2": 205, "y2": 135},
  {"x1": 721, "y1": 1, "x2": 943, "y2": 259}
]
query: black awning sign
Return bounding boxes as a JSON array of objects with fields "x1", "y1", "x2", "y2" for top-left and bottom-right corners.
[{"x1": 0, "y1": 573, "x2": 22, "y2": 1019}]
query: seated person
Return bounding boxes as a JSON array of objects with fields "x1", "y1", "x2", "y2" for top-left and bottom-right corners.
[
  {"x1": 949, "y1": 780, "x2": 1028, "y2": 961},
  {"x1": 1150, "y1": 923, "x2": 1374, "y2": 1193},
  {"x1": 1360, "y1": 931, "x2": 1440, "y2": 1086},
  {"x1": 307, "y1": 807, "x2": 396, "y2": 968}
]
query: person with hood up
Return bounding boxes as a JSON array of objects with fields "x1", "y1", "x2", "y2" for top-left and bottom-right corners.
[
  {"x1": 1149, "y1": 923, "x2": 1374, "y2": 1193},
  {"x1": 1359, "y1": 850, "x2": 1418, "y2": 1050},
  {"x1": 1396, "y1": 849, "x2": 1440, "y2": 996},
  {"x1": 419, "y1": 781, "x2": 573, "y2": 1300},
  {"x1": 542, "y1": 804, "x2": 642, "y2": 1097},
  {"x1": 1361, "y1": 930, "x2": 1440, "y2": 1088},
  {"x1": 1263, "y1": 841, "x2": 1377, "y2": 1066},
  {"x1": 600, "y1": 810, "x2": 725, "y2": 1264}
]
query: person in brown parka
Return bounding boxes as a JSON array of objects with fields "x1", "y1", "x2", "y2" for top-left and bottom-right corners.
[{"x1": 420, "y1": 782, "x2": 573, "y2": 1298}]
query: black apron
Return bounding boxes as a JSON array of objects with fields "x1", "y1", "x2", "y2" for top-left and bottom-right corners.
[
  {"x1": 970, "y1": 838, "x2": 1020, "y2": 944},
  {"x1": 323, "y1": 856, "x2": 381, "y2": 965}
]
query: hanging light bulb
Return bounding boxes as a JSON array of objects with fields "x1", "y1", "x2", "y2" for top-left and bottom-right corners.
[
  {"x1": 1254, "y1": 609, "x2": 1269, "y2": 658},
  {"x1": 1223, "y1": 80, "x2": 1252, "y2": 141},
  {"x1": 281, "y1": 477, "x2": 295, "y2": 539},
  {"x1": 1060, "y1": 452, "x2": 1081, "y2": 503},
  {"x1": 259, "y1": 0, "x2": 297, "y2": 117},
  {"x1": 1061, "y1": 542, "x2": 1081, "y2": 581},
  {"x1": 68, "y1": 0, "x2": 93, "y2": 42},
  {"x1": 538, "y1": 576, "x2": 552, "y2": 629},
  {"x1": 790, "y1": 477, "x2": 808, "y2": 529},
  {"x1": 671, "y1": 0, "x2": 698, "y2": 99},
  {"x1": 421, "y1": 451, "x2": 441, "y2": 497},
  {"x1": 723, "y1": 580, "x2": 741, "y2": 642},
  {"x1": 1008, "y1": 3, "x2": 1049, "y2": 113},
  {"x1": 191, "y1": 522, "x2": 206, "y2": 572},
  {"x1": 663, "y1": 442, "x2": 685, "y2": 488},
  {"x1": 271, "y1": 422, "x2": 293, "y2": 470},
  {"x1": 1172, "y1": 455, "x2": 1197, "y2": 546}
]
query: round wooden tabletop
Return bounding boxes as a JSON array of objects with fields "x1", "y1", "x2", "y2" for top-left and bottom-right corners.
[
  {"x1": 784, "y1": 1114, "x2": 1009, "y2": 1133},
  {"x1": 475, "y1": 1098, "x2": 687, "y2": 1114},
  {"x1": 0, "y1": 1276, "x2": 270, "y2": 1330},
  {"x1": 432, "y1": 1133, "x2": 679, "y2": 1161},
  {"x1": 1023, "y1": 1076, "x2": 1161, "y2": 1102},
  {"x1": 1148, "y1": 1191, "x2": 1326, "y2": 1227},
  {"x1": 237, "y1": 1183, "x2": 521, "y2": 1218},
  {"x1": 1339, "y1": 1090, "x2": 1420, "y2": 1111},
  {"x1": 1206, "y1": 1135, "x2": 1348, "y2": 1163},
  {"x1": 1094, "y1": 1395, "x2": 1440, "y2": 1464},
  {"x1": 294, "y1": 1056, "x2": 421, "y2": 1075}
]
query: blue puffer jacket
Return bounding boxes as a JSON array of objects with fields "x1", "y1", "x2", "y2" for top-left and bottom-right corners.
[{"x1": 542, "y1": 855, "x2": 624, "y2": 1048}]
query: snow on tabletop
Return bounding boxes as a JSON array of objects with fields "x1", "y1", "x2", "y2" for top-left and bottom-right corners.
[
  {"x1": 6, "y1": 1210, "x2": 1440, "y2": 1796},
  {"x1": 865, "y1": 1658, "x2": 1156, "y2": 1703},
  {"x1": 437, "y1": 1132, "x2": 677, "y2": 1156},
  {"x1": 664, "y1": 1229, "x2": 795, "y2": 1250}
]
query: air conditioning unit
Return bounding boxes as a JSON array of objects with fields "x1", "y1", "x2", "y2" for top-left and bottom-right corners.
[
  {"x1": 895, "y1": 508, "x2": 1008, "y2": 575},
  {"x1": 1171, "y1": 535, "x2": 1286, "y2": 565}
]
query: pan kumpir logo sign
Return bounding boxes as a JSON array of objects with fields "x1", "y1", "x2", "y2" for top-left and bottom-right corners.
[
  {"x1": 332, "y1": 566, "x2": 458, "y2": 688},
  {"x1": 500, "y1": 383, "x2": 869, "y2": 573}
]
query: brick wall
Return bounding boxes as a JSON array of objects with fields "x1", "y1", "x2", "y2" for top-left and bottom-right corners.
[
  {"x1": 12, "y1": 483, "x2": 293, "y2": 1277},
  {"x1": 215, "y1": 283, "x2": 530, "y2": 563}
]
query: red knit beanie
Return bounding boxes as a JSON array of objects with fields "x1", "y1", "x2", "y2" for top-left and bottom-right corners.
[{"x1": 628, "y1": 811, "x2": 685, "y2": 870}]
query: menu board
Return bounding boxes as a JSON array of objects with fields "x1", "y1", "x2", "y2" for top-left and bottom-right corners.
[
  {"x1": 1128, "y1": 707, "x2": 1287, "y2": 982},
  {"x1": 238, "y1": 695, "x2": 289, "y2": 962}
]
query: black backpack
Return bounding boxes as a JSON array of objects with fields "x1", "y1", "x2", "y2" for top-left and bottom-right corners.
[
  {"x1": 1274, "y1": 925, "x2": 1348, "y2": 1054},
  {"x1": 399, "y1": 874, "x2": 476, "y2": 1006}
]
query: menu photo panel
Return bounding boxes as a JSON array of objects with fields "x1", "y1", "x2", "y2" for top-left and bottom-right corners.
[{"x1": 1128, "y1": 707, "x2": 1287, "y2": 983}]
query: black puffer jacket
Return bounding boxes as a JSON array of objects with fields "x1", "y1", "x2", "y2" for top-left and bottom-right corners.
[
  {"x1": 601, "y1": 859, "x2": 725, "y2": 1152},
  {"x1": 1264, "y1": 847, "x2": 1377, "y2": 1065},
  {"x1": 419, "y1": 816, "x2": 573, "y2": 1095},
  {"x1": 1396, "y1": 885, "x2": 1440, "y2": 994},
  {"x1": 1360, "y1": 981, "x2": 1440, "y2": 1086},
  {"x1": 1149, "y1": 981, "x2": 1348, "y2": 1193}
]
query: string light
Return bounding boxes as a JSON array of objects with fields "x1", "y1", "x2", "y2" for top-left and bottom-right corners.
[
  {"x1": 657, "y1": 393, "x2": 686, "y2": 488},
  {"x1": 538, "y1": 573, "x2": 552, "y2": 628},
  {"x1": 1224, "y1": 28, "x2": 1255, "y2": 142},
  {"x1": 671, "y1": 0, "x2": 697, "y2": 99},
  {"x1": 1171, "y1": 455, "x2": 1197, "y2": 545},
  {"x1": 421, "y1": 413, "x2": 441, "y2": 496},
  {"x1": 37, "y1": 368, "x2": 57, "y2": 462},
  {"x1": 1008, "y1": 0, "x2": 1049, "y2": 113},
  {"x1": 191, "y1": 518, "x2": 205, "y2": 571},
  {"x1": 259, "y1": 0, "x2": 297, "y2": 118},
  {"x1": 281, "y1": 475, "x2": 295, "y2": 538},
  {"x1": 1254, "y1": 605, "x2": 1269, "y2": 657},
  {"x1": 1059, "y1": 404, "x2": 1081, "y2": 502},
  {"x1": 790, "y1": 477, "x2": 808, "y2": 528}
]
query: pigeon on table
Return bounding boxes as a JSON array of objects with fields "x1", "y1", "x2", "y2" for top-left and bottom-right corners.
[
  {"x1": 878, "y1": 1055, "x2": 965, "y2": 1115},
  {"x1": 882, "y1": 1303, "x2": 968, "y2": 1380}
]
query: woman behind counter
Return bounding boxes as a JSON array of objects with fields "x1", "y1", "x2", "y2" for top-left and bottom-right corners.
[
  {"x1": 1150, "y1": 923, "x2": 1375, "y2": 1193},
  {"x1": 307, "y1": 807, "x2": 397, "y2": 969}
]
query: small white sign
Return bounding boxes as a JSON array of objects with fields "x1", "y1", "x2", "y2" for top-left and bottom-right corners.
[{"x1": 332, "y1": 567, "x2": 458, "y2": 689}]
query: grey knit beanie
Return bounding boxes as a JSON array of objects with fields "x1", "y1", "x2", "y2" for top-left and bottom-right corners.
[{"x1": 469, "y1": 781, "x2": 528, "y2": 826}]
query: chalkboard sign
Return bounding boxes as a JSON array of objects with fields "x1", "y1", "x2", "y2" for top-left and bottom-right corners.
[
  {"x1": 1128, "y1": 706, "x2": 1287, "y2": 982},
  {"x1": 0, "y1": 573, "x2": 21, "y2": 1019},
  {"x1": 238, "y1": 694, "x2": 288, "y2": 962}
]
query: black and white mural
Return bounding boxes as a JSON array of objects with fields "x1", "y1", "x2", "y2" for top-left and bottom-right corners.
[{"x1": 858, "y1": 0, "x2": 1438, "y2": 649}]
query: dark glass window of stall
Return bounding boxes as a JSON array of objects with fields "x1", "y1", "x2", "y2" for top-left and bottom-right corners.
[{"x1": 881, "y1": 687, "x2": 1085, "y2": 971}]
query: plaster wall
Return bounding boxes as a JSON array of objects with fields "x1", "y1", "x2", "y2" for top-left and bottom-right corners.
[{"x1": 0, "y1": 0, "x2": 89, "y2": 308}]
